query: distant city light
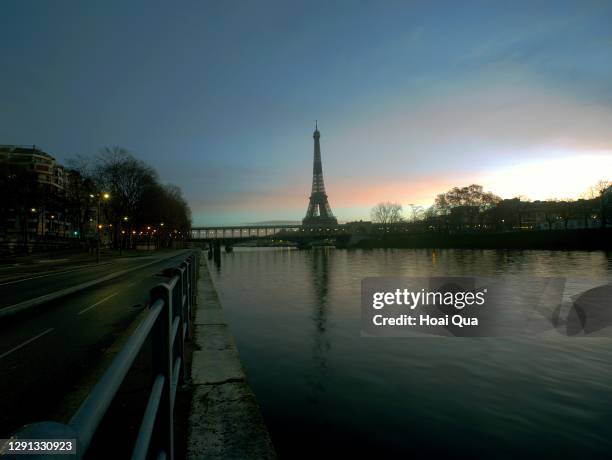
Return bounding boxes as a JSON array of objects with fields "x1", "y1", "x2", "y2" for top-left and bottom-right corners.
[
  {"x1": 30, "y1": 208, "x2": 37, "y2": 213},
  {"x1": 103, "y1": 193, "x2": 110, "y2": 199}
]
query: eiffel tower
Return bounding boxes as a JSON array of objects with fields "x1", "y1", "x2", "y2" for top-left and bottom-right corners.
[{"x1": 303, "y1": 122, "x2": 338, "y2": 227}]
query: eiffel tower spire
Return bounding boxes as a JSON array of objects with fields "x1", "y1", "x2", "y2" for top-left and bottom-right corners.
[{"x1": 303, "y1": 124, "x2": 338, "y2": 227}]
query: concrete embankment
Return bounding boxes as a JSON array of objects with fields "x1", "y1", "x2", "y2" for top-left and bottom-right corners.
[{"x1": 188, "y1": 260, "x2": 276, "y2": 459}]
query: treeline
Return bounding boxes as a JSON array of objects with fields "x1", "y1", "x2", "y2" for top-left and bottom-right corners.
[
  {"x1": 371, "y1": 185, "x2": 502, "y2": 223},
  {"x1": 68, "y1": 147, "x2": 192, "y2": 247},
  {"x1": 371, "y1": 182, "x2": 611, "y2": 230}
]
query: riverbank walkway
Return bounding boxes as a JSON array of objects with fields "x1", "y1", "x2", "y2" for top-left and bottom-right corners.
[{"x1": 188, "y1": 259, "x2": 276, "y2": 459}]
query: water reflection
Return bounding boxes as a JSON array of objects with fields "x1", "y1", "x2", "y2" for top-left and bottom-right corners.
[
  {"x1": 305, "y1": 248, "x2": 331, "y2": 406},
  {"x1": 211, "y1": 248, "x2": 612, "y2": 458}
]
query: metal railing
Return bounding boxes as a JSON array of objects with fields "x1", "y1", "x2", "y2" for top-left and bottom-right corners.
[{"x1": 10, "y1": 250, "x2": 200, "y2": 460}]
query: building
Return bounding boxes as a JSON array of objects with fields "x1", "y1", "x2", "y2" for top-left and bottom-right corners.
[
  {"x1": 0, "y1": 145, "x2": 66, "y2": 192},
  {"x1": 0, "y1": 145, "x2": 76, "y2": 248}
]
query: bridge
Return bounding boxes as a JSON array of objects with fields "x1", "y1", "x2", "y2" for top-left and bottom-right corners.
[{"x1": 189, "y1": 224, "x2": 346, "y2": 241}]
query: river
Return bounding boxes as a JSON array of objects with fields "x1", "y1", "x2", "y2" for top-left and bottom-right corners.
[{"x1": 209, "y1": 247, "x2": 612, "y2": 459}]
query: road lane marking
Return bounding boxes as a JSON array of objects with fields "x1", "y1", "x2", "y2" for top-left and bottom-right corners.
[
  {"x1": 0, "y1": 263, "x2": 113, "y2": 286},
  {"x1": 0, "y1": 251, "x2": 189, "y2": 319},
  {"x1": 77, "y1": 292, "x2": 119, "y2": 315},
  {"x1": 0, "y1": 328, "x2": 54, "y2": 360}
]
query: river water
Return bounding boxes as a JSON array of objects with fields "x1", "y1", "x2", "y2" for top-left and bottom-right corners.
[{"x1": 209, "y1": 248, "x2": 612, "y2": 459}]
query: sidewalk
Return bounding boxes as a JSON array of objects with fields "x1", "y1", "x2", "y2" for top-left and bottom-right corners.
[{"x1": 188, "y1": 259, "x2": 276, "y2": 459}]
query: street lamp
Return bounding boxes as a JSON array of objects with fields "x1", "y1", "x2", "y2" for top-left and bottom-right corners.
[
  {"x1": 119, "y1": 216, "x2": 129, "y2": 255},
  {"x1": 94, "y1": 192, "x2": 110, "y2": 264}
]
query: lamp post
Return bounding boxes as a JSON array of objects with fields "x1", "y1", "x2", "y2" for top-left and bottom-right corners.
[
  {"x1": 30, "y1": 208, "x2": 38, "y2": 236},
  {"x1": 91, "y1": 192, "x2": 110, "y2": 264},
  {"x1": 120, "y1": 216, "x2": 129, "y2": 255}
]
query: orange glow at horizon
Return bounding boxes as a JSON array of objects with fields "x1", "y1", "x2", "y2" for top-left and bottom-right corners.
[{"x1": 196, "y1": 152, "x2": 612, "y2": 221}]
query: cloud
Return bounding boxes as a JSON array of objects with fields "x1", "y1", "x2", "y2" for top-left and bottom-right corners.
[{"x1": 327, "y1": 80, "x2": 612, "y2": 179}]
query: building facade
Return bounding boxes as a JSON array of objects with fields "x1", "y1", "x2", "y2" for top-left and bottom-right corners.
[{"x1": 0, "y1": 145, "x2": 77, "y2": 248}]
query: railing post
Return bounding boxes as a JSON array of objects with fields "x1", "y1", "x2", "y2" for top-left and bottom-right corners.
[
  {"x1": 167, "y1": 268, "x2": 186, "y2": 386},
  {"x1": 180, "y1": 261, "x2": 188, "y2": 321},
  {"x1": 193, "y1": 251, "x2": 199, "y2": 306},
  {"x1": 150, "y1": 284, "x2": 174, "y2": 460},
  {"x1": 184, "y1": 259, "x2": 192, "y2": 330}
]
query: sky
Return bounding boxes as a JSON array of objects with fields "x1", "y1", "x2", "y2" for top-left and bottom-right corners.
[{"x1": 2, "y1": 1, "x2": 612, "y2": 225}]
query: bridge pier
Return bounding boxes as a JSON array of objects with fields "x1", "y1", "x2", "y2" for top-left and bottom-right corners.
[{"x1": 213, "y1": 241, "x2": 221, "y2": 266}]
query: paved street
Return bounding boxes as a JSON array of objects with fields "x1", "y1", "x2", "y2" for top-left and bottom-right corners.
[
  {"x1": 0, "y1": 250, "x2": 191, "y2": 437},
  {"x1": 0, "y1": 251, "x2": 184, "y2": 309}
]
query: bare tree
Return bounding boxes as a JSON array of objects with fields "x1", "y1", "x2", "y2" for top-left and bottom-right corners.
[
  {"x1": 585, "y1": 180, "x2": 611, "y2": 228},
  {"x1": 586, "y1": 180, "x2": 611, "y2": 199},
  {"x1": 406, "y1": 204, "x2": 424, "y2": 222},
  {"x1": 371, "y1": 202, "x2": 403, "y2": 224},
  {"x1": 95, "y1": 147, "x2": 158, "y2": 220},
  {"x1": 66, "y1": 154, "x2": 94, "y2": 179},
  {"x1": 88, "y1": 147, "x2": 193, "y2": 248},
  {"x1": 542, "y1": 200, "x2": 562, "y2": 230},
  {"x1": 423, "y1": 206, "x2": 437, "y2": 219},
  {"x1": 64, "y1": 169, "x2": 96, "y2": 239}
]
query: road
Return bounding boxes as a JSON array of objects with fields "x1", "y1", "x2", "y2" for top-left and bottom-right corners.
[
  {"x1": 0, "y1": 250, "x2": 192, "y2": 438},
  {"x1": 0, "y1": 251, "x2": 185, "y2": 309}
]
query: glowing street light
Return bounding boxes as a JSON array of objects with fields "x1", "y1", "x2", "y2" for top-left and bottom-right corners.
[{"x1": 94, "y1": 192, "x2": 110, "y2": 264}]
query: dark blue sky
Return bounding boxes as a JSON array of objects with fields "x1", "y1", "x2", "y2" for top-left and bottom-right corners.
[{"x1": 2, "y1": 1, "x2": 612, "y2": 224}]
